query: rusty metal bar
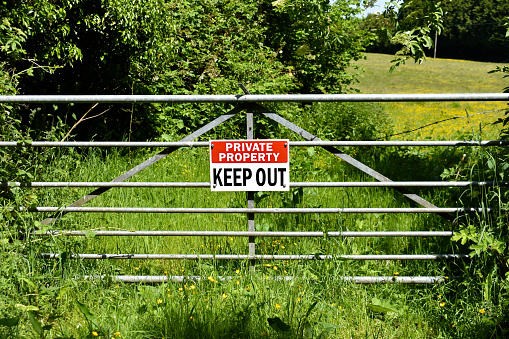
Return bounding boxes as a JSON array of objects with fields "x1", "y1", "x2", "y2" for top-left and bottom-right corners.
[
  {"x1": 1, "y1": 93, "x2": 508, "y2": 103},
  {"x1": 1, "y1": 140, "x2": 508, "y2": 147},
  {"x1": 83, "y1": 275, "x2": 448, "y2": 284},
  {"x1": 5, "y1": 181, "x2": 508, "y2": 188},
  {"x1": 40, "y1": 230, "x2": 455, "y2": 237},
  {"x1": 18, "y1": 207, "x2": 490, "y2": 213},
  {"x1": 41, "y1": 253, "x2": 469, "y2": 260}
]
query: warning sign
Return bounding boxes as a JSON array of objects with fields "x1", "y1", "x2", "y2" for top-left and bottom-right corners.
[{"x1": 210, "y1": 140, "x2": 290, "y2": 191}]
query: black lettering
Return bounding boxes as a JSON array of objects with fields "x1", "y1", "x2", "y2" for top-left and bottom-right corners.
[
  {"x1": 224, "y1": 168, "x2": 232, "y2": 186},
  {"x1": 278, "y1": 168, "x2": 286, "y2": 187},
  {"x1": 213, "y1": 168, "x2": 223, "y2": 186},
  {"x1": 256, "y1": 168, "x2": 265, "y2": 186},
  {"x1": 267, "y1": 168, "x2": 277, "y2": 186},
  {"x1": 243, "y1": 168, "x2": 252, "y2": 186},
  {"x1": 233, "y1": 168, "x2": 242, "y2": 186}
]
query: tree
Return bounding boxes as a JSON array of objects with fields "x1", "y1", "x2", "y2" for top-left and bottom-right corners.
[
  {"x1": 439, "y1": 0, "x2": 509, "y2": 62},
  {"x1": 366, "y1": 0, "x2": 509, "y2": 62},
  {"x1": 1, "y1": 0, "x2": 375, "y2": 140}
]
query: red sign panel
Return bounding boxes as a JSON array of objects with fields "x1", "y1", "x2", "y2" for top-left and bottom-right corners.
[
  {"x1": 211, "y1": 140, "x2": 288, "y2": 164},
  {"x1": 210, "y1": 140, "x2": 290, "y2": 191}
]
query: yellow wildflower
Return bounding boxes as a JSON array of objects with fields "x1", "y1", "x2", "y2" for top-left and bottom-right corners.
[
  {"x1": 92, "y1": 331, "x2": 99, "y2": 337},
  {"x1": 479, "y1": 309, "x2": 485, "y2": 314},
  {"x1": 275, "y1": 303, "x2": 281, "y2": 309}
]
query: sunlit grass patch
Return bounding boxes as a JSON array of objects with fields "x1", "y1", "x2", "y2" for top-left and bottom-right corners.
[{"x1": 353, "y1": 53, "x2": 509, "y2": 140}]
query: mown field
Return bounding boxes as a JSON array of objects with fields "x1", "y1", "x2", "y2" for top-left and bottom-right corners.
[{"x1": 1, "y1": 54, "x2": 508, "y2": 338}]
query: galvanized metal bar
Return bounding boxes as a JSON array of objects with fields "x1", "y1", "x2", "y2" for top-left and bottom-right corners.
[
  {"x1": 22, "y1": 207, "x2": 490, "y2": 213},
  {"x1": 258, "y1": 107, "x2": 455, "y2": 222},
  {"x1": 6, "y1": 181, "x2": 508, "y2": 188},
  {"x1": 83, "y1": 275, "x2": 448, "y2": 284},
  {"x1": 42, "y1": 230, "x2": 454, "y2": 237},
  {"x1": 246, "y1": 107, "x2": 257, "y2": 273},
  {"x1": 41, "y1": 253, "x2": 469, "y2": 260},
  {"x1": 1, "y1": 93, "x2": 508, "y2": 103},
  {"x1": 0, "y1": 141, "x2": 210, "y2": 147},
  {"x1": 40, "y1": 104, "x2": 246, "y2": 225},
  {"x1": 290, "y1": 140, "x2": 509, "y2": 147},
  {"x1": 1, "y1": 140, "x2": 507, "y2": 147}
]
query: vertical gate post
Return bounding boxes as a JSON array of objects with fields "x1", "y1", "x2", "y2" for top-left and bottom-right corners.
[{"x1": 246, "y1": 110, "x2": 256, "y2": 273}]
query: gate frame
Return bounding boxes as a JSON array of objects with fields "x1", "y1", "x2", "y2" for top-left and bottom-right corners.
[{"x1": 2, "y1": 92, "x2": 508, "y2": 283}]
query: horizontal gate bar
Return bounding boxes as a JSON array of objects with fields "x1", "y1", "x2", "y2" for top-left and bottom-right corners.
[
  {"x1": 84, "y1": 275, "x2": 449, "y2": 284},
  {"x1": 18, "y1": 207, "x2": 491, "y2": 213},
  {"x1": 40, "y1": 230, "x2": 454, "y2": 237},
  {"x1": 1, "y1": 93, "x2": 508, "y2": 103},
  {"x1": 41, "y1": 253, "x2": 469, "y2": 260},
  {"x1": 0, "y1": 140, "x2": 507, "y2": 147},
  {"x1": 5, "y1": 181, "x2": 507, "y2": 188}
]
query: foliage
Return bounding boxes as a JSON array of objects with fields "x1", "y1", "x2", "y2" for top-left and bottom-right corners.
[
  {"x1": 439, "y1": 0, "x2": 509, "y2": 62},
  {"x1": 265, "y1": 0, "x2": 374, "y2": 94},
  {"x1": 383, "y1": 0, "x2": 444, "y2": 72},
  {"x1": 0, "y1": 0, "x2": 375, "y2": 142},
  {"x1": 365, "y1": 0, "x2": 509, "y2": 63}
]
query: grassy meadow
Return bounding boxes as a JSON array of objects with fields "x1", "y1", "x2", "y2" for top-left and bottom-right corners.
[
  {"x1": 353, "y1": 53, "x2": 509, "y2": 140},
  {"x1": 2, "y1": 54, "x2": 508, "y2": 338}
]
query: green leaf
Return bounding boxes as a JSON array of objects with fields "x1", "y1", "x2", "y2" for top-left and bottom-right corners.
[
  {"x1": 318, "y1": 322, "x2": 342, "y2": 338},
  {"x1": 303, "y1": 321, "x2": 313, "y2": 338},
  {"x1": 76, "y1": 301, "x2": 94, "y2": 321},
  {"x1": 367, "y1": 298, "x2": 400, "y2": 313},
  {"x1": 28, "y1": 311, "x2": 43, "y2": 336},
  {"x1": 307, "y1": 147, "x2": 315, "y2": 157},
  {"x1": 268, "y1": 317, "x2": 291, "y2": 332},
  {"x1": 0, "y1": 317, "x2": 19, "y2": 327},
  {"x1": 15, "y1": 303, "x2": 40, "y2": 312}
]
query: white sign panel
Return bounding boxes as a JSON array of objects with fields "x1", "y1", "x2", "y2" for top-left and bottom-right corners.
[{"x1": 210, "y1": 140, "x2": 290, "y2": 191}]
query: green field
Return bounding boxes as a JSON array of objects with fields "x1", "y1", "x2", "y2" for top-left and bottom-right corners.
[
  {"x1": 1, "y1": 54, "x2": 508, "y2": 338},
  {"x1": 353, "y1": 53, "x2": 509, "y2": 140}
]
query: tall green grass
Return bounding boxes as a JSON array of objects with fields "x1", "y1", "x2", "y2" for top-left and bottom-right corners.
[{"x1": 5, "y1": 140, "x2": 471, "y2": 338}]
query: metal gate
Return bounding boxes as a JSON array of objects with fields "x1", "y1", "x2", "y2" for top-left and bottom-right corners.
[{"x1": 2, "y1": 92, "x2": 508, "y2": 283}]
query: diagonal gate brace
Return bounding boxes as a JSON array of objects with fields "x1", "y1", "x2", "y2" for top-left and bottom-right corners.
[
  {"x1": 251, "y1": 103, "x2": 454, "y2": 222},
  {"x1": 40, "y1": 103, "x2": 247, "y2": 224}
]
